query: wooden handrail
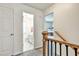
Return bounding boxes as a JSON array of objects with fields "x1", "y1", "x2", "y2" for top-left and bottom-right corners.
[
  {"x1": 42, "y1": 31, "x2": 79, "y2": 49},
  {"x1": 42, "y1": 31, "x2": 79, "y2": 56},
  {"x1": 55, "y1": 31, "x2": 67, "y2": 41},
  {"x1": 48, "y1": 39, "x2": 79, "y2": 49},
  {"x1": 54, "y1": 31, "x2": 79, "y2": 49}
]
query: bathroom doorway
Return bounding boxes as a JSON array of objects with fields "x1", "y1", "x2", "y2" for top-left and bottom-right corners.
[{"x1": 23, "y1": 12, "x2": 34, "y2": 52}]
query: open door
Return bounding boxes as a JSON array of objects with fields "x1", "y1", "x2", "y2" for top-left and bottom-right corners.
[{"x1": 23, "y1": 12, "x2": 34, "y2": 52}]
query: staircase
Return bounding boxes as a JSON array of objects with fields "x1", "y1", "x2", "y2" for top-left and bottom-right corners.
[{"x1": 42, "y1": 31, "x2": 79, "y2": 56}]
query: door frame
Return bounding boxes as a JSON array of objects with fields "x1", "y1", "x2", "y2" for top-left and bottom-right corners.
[{"x1": 22, "y1": 11, "x2": 35, "y2": 52}]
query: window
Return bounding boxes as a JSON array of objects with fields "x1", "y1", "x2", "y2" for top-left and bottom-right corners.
[{"x1": 44, "y1": 13, "x2": 54, "y2": 32}]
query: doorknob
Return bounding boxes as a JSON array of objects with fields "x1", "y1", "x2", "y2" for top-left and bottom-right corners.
[{"x1": 10, "y1": 34, "x2": 14, "y2": 36}]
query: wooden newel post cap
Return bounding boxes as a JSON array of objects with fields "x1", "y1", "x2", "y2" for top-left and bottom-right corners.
[
  {"x1": 42, "y1": 31, "x2": 48, "y2": 35},
  {"x1": 42, "y1": 31, "x2": 48, "y2": 40}
]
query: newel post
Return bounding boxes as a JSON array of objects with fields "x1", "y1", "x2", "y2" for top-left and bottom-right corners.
[{"x1": 42, "y1": 31, "x2": 48, "y2": 56}]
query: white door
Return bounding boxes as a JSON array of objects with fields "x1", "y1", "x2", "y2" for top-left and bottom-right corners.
[{"x1": 0, "y1": 7, "x2": 14, "y2": 56}]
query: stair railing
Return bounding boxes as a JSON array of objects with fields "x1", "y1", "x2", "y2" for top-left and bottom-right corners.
[{"x1": 42, "y1": 31, "x2": 79, "y2": 56}]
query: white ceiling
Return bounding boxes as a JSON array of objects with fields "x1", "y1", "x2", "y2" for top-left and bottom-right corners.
[{"x1": 23, "y1": 3, "x2": 53, "y2": 11}]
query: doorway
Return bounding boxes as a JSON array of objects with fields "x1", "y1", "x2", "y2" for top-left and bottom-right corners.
[
  {"x1": 23, "y1": 12, "x2": 34, "y2": 52},
  {"x1": 44, "y1": 13, "x2": 54, "y2": 36}
]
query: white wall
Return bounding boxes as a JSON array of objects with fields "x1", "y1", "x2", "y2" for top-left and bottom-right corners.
[
  {"x1": 44, "y1": 3, "x2": 79, "y2": 56},
  {"x1": 54, "y1": 3, "x2": 79, "y2": 44},
  {"x1": 0, "y1": 4, "x2": 43, "y2": 55}
]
